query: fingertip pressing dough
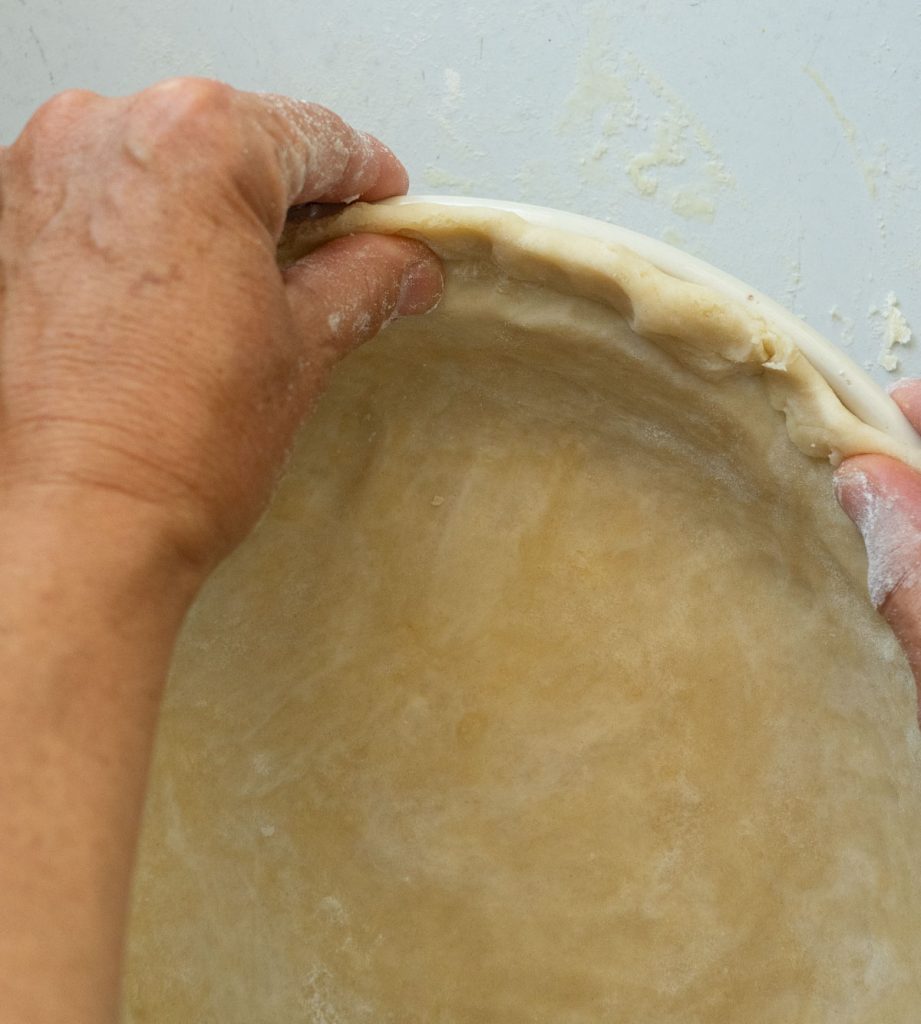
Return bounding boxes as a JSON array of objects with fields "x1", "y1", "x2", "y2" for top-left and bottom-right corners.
[{"x1": 124, "y1": 204, "x2": 921, "y2": 1023}]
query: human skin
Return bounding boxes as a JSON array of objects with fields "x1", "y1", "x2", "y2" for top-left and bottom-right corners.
[
  {"x1": 0, "y1": 75, "x2": 919, "y2": 1024},
  {"x1": 836, "y1": 434, "x2": 921, "y2": 721},
  {"x1": 0, "y1": 78, "x2": 442, "y2": 1024}
]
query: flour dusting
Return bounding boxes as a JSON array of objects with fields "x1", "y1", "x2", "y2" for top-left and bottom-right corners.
[
  {"x1": 257, "y1": 94, "x2": 374, "y2": 203},
  {"x1": 558, "y1": 7, "x2": 734, "y2": 217},
  {"x1": 829, "y1": 305, "x2": 856, "y2": 347},
  {"x1": 870, "y1": 292, "x2": 912, "y2": 372},
  {"x1": 805, "y1": 67, "x2": 886, "y2": 198},
  {"x1": 836, "y1": 468, "x2": 921, "y2": 607}
]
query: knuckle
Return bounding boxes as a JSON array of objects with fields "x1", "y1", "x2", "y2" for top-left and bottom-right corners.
[
  {"x1": 149, "y1": 76, "x2": 234, "y2": 117},
  {"x1": 129, "y1": 77, "x2": 240, "y2": 161},
  {"x1": 6, "y1": 90, "x2": 100, "y2": 187},
  {"x1": 23, "y1": 88, "x2": 98, "y2": 137}
]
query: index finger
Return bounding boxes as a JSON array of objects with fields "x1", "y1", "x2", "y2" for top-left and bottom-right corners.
[{"x1": 241, "y1": 92, "x2": 409, "y2": 207}]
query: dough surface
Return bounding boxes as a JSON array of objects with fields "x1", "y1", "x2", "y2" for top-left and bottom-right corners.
[{"x1": 125, "y1": 205, "x2": 921, "y2": 1022}]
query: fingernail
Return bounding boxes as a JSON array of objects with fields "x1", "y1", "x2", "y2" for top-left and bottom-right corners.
[
  {"x1": 396, "y1": 258, "x2": 444, "y2": 317},
  {"x1": 835, "y1": 467, "x2": 921, "y2": 608}
]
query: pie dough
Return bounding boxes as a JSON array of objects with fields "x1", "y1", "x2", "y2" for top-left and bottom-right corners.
[{"x1": 124, "y1": 204, "x2": 921, "y2": 1022}]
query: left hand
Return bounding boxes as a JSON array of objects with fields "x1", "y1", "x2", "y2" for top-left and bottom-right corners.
[{"x1": 0, "y1": 77, "x2": 443, "y2": 579}]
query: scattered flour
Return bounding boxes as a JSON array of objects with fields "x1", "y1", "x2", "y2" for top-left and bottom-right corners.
[
  {"x1": 421, "y1": 165, "x2": 476, "y2": 191},
  {"x1": 804, "y1": 67, "x2": 887, "y2": 199},
  {"x1": 558, "y1": 6, "x2": 734, "y2": 218},
  {"x1": 785, "y1": 251, "x2": 804, "y2": 310},
  {"x1": 257, "y1": 93, "x2": 374, "y2": 203},
  {"x1": 442, "y1": 68, "x2": 463, "y2": 106},
  {"x1": 669, "y1": 186, "x2": 716, "y2": 222},
  {"x1": 829, "y1": 305, "x2": 856, "y2": 347},
  {"x1": 419, "y1": 63, "x2": 488, "y2": 193},
  {"x1": 869, "y1": 292, "x2": 912, "y2": 372}
]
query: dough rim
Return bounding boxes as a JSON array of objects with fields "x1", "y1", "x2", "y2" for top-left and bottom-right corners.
[{"x1": 280, "y1": 201, "x2": 921, "y2": 474}]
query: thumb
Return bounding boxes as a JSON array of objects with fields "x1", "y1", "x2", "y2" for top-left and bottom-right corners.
[
  {"x1": 835, "y1": 454, "x2": 921, "y2": 688},
  {"x1": 283, "y1": 232, "x2": 443, "y2": 380}
]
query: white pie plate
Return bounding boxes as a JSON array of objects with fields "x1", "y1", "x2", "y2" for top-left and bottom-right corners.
[{"x1": 382, "y1": 194, "x2": 921, "y2": 456}]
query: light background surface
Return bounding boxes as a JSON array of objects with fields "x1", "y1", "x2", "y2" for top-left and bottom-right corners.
[{"x1": 4, "y1": 0, "x2": 921, "y2": 379}]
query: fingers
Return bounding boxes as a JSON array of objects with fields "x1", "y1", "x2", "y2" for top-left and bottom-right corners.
[
  {"x1": 835, "y1": 454, "x2": 921, "y2": 706},
  {"x1": 5, "y1": 79, "x2": 409, "y2": 226},
  {"x1": 239, "y1": 92, "x2": 409, "y2": 207},
  {"x1": 889, "y1": 378, "x2": 921, "y2": 433},
  {"x1": 283, "y1": 234, "x2": 442, "y2": 382},
  {"x1": 108, "y1": 79, "x2": 409, "y2": 236}
]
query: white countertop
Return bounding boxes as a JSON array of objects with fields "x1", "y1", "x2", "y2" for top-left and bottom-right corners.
[{"x1": 5, "y1": 0, "x2": 920, "y2": 380}]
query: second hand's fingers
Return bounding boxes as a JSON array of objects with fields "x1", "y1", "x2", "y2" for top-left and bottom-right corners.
[
  {"x1": 835, "y1": 453, "x2": 921, "y2": 712},
  {"x1": 283, "y1": 233, "x2": 443, "y2": 385},
  {"x1": 889, "y1": 378, "x2": 921, "y2": 434},
  {"x1": 239, "y1": 92, "x2": 409, "y2": 209}
]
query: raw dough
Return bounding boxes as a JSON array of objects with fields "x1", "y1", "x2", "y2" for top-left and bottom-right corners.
[{"x1": 124, "y1": 205, "x2": 921, "y2": 1023}]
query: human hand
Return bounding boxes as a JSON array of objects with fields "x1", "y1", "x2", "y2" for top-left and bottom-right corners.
[
  {"x1": 0, "y1": 79, "x2": 442, "y2": 1024},
  {"x1": 0, "y1": 77, "x2": 442, "y2": 579},
  {"x1": 836, "y1": 381, "x2": 921, "y2": 707}
]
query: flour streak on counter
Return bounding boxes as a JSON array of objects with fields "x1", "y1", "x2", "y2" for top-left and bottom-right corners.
[
  {"x1": 805, "y1": 66, "x2": 888, "y2": 200},
  {"x1": 827, "y1": 293, "x2": 914, "y2": 375},
  {"x1": 872, "y1": 292, "x2": 913, "y2": 373},
  {"x1": 422, "y1": 66, "x2": 489, "y2": 194},
  {"x1": 556, "y1": 2, "x2": 734, "y2": 227}
]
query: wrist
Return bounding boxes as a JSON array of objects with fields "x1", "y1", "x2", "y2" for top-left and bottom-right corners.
[{"x1": 0, "y1": 480, "x2": 205, "y2": 638}]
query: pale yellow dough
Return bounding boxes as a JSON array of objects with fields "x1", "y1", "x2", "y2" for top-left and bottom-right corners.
[{"x1": 125, "y1": 205, "x2": 921, "y2": 1022}]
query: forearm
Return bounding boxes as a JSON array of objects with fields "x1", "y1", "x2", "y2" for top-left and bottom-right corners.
[
  {"x1": 0, "y1": 77, "x2": 442, "y2": 1021},
  {"x1": 0, "y1": 486, "x2": 200, "y2": 1023}
]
